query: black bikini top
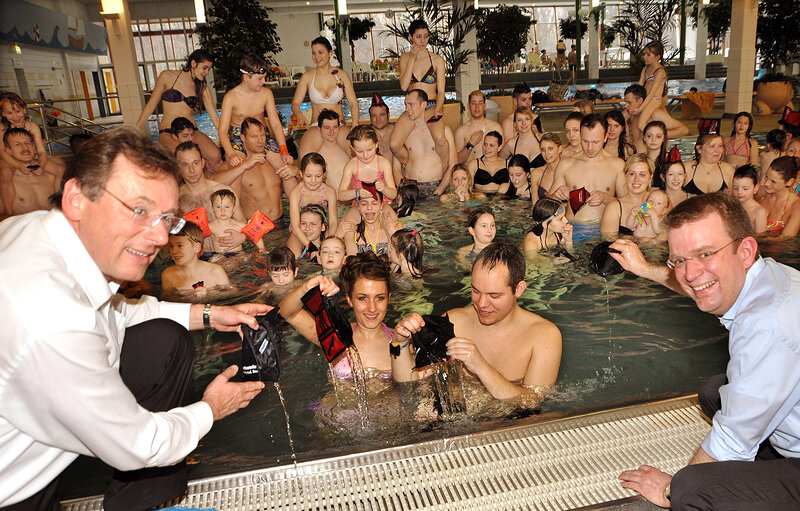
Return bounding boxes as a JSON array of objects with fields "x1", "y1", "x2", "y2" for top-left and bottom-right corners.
[
  {"x1": 617, "y1": 201, "x2": 634, "y2": 236},
  {"x1": 162, "y1": 72, "x2": 201, "y2": 110},
  {"x1": 682, "y1": 162, "x2": 728, "y2": 195},
  {"x1": 474, "y1": 157, "x2": 509, "y2": 186},
  {"x1": 410, "y1": 53, "x2": 437, "y2": 85}
]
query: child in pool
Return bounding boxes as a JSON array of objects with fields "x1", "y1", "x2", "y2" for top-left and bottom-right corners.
[
  {"x1": 457, "y1": 208, "x2": 496, "y2": 263},
  {"x1": 318, "y1": 236, "x2": 346, "y2": 276},
  {"x1": 389, "y1": 228, "x2": 425, "y2": 278},
  {"x1": 523, "y1": 197, "x2": 573, "y2": 252},
  {"x1": 732, "y1": 164, "x2": 767, "y2": 234},
  {"x1": 288, "y1": 153, "x2": 339, "y2": 256},
  {"x1": 500, "y1": 154, "x2": 532, "y2": 201},
  {"x1": 626, "y1": 189, "x2": 670, "y2": 242},
  {"x1": 267, "y1": 247, "x2": 299, "y2": 286},
  {"x1": 289, "y1": 205, "x2": 328, "y2": 263},
  {"x1": 161, "y1": 221, "x2": 230, "y2": 298},
  {"x1": 440, "y1": 164, "x2": 486, "y2": 203},
  {"x1": 338, "y1": 124, "x2": 397, "y2": 203},
  {"x1": 208, "y1": 189, "x2": 265, "y2": 253}
]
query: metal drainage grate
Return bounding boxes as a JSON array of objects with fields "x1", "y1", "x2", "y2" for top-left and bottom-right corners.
[{"x1": 61, "y1": 396, "x2": 709, "y2": 511}]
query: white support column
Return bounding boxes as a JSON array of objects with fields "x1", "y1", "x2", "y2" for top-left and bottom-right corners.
[
  {"x1": 102, "y1": 0, "x2": 144, "y2": 126},
  {"x1": 588, "y1": 11, "x2": 599, "y2": 80},
  {"x1": 454, "y1": 0, "x2": 480, "y2": 122},
  {"x1": 694, "y1": 6, "x2": 708, "y2": 80},
  {"x1": 339, "y1": 15, "x2": 353, "y2": 76},
  {"x1": 725, "y1": 0, "x2": 758, "y2": 114}
]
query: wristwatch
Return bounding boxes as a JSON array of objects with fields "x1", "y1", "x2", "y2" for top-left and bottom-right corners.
[
  {"x1": 203, "y1": 303, "x2": 212, "y2": 329},
  {"x1": 465, "y1": 142, "x2": 474, "y2": 150}
]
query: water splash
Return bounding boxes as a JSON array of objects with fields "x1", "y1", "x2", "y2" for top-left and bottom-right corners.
[
  {"x1": 346, "y1": 347, "x2": 371, "y2": 429},
  {"x1": 273, "y1": 382, "x2": 297, "y2": 469}
]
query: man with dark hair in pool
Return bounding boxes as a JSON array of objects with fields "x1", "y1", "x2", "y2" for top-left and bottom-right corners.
[
  {"x1": 612, "y1": 192, "x2": 800, "y2": 509},
  {"x1": 453, "y1": 90, "x2": 504, "y2": 164},
  {"x1": 624, "y1": 83, "x2": 688, "y2": 152},
  {"x1": 0, "y1": 125, "x2": 269, "y2": 510},
  {"x1": 548, "y1": 114, "x2": 626, "y2": 241},
  {"x1": 0, "y1": 128, "x2": 58, "y2": 219},
  {"x1": 213, "y1": 117, "x2": 298, "y2": 226},
  {"x1": 298, "y1": 109, "x2": 351, "y2": 189},
  {"x1": 500, "y1": 83, "x2": 542, "y2": 142},
  {"x1": 392, "y1": 242, "x2": 562, "y2": 407}
]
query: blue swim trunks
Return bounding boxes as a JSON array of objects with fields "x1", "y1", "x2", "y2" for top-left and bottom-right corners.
[{"x1": 571, "y1": 222, "x2": 601, "y2": 243}]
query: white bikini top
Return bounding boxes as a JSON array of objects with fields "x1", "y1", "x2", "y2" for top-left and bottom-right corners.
[{"x1": 308, "y1": 69, "x2": 345, "y2": 105}]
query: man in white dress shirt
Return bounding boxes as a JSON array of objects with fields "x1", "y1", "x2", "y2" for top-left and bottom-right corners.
[{"x1": 0, "y1": 126, "x2": 269, "y2": 510}]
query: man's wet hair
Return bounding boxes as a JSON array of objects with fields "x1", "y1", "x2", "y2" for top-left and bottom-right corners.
[
  {"x1": 564, "y1": 111, "x2": 584, "y2": 126},
  {"x1": 51, "y1": 125, "x2": 179, "y2": 209},
  {"x1": 240, "y1": 117, "x2": 265, "y2": 137},
  {"x1": 318, "y1": 109, "x2": 340, "y2": 125},
  {"x1": 408, "y1": 89, "x2": 428, "y2": 104},
  {"x1": 170, "y1": 116, "x2": 195, "y2": 135},
  {"x1": 268, "y1": 247, "x2": 297, "y2": 272},
  {"x1": 473, "y1": 242, "x2": 526, "y2": 290},
  {"x1": 3, "y1": 127, "x2": 33, "y2": 147},
  {"x1": 766, "y1": 129, "x2": 787, "y2": 151},
  {"x1": 580, "y1": 113, "x2": 607, "y2": 134},
  {"x1": 665, "y1": 192, "x2": 756, "y2": 244},
  {"x1": 733, "y1": 164, "x2": 758, "y2": 186},
  {"x1": 175, "y1": 141, "x2": 202, "y2": 157},
  {"x1": 369, "y1": 102, "x2": 389, "y2": 116},
  {"x1": 512, "y1": 83, "x2": 531, "y2": 100},
  {"x1": 624, "y1": 84, "x2": 647, "y2": 101}
]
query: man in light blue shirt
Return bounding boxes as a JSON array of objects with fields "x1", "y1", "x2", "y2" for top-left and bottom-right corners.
[{"x1": 612, "y1": 192, "x2": 800, "y2": 509}]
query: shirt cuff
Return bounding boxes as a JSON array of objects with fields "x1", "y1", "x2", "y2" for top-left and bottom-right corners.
[
  {"x1": 159, "y1": 302, "x2": 193, "y2": 330},
  {"x1": 185, "y1": 400, "x2": 215, "y2": 438}
]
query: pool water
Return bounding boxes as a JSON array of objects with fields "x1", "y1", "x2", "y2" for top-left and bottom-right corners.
[{"x1": 60, "y1": 184, "x2": 800, "y2": 498}]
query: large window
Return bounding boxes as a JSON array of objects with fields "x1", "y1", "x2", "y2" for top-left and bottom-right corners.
[{"x1": 132, "y1": 18, "x2": 199, "y2": 91}]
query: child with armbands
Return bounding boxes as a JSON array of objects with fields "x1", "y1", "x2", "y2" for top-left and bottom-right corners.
[
  {"x1": 208, "y1": 189, "x2": 265, "y2": 254},
  {"x1": 731, "y1": 164, "x2": 767, "y2": 234},
  {"x1": 625, "y1": 189, "x2": 670, "y2": 242},
  {"x1": 161, "y1": 221, "x2": 230, "y2": 298}
]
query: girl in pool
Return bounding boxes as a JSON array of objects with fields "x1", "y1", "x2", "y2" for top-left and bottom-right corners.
[
  {"x1": 0, "y1": 93, "x2": 65, "y2": 178},
  {"x1": 760, "y1": 129, "x2": 786, "y2": 181},
  {"x1": 634, "y1": 40, "x2": 668, "y2": 131},
  {"x1": 603, "y1": 110, "x2": 635, "y2": 161},
  {"x1": 290, "y1": 36, "x2": 359, "y2": 148},
  {"x1": 723, "y1": 111, "x2": 759, "y2": 169},
  {"x1": 289, "y1": 205, "x2": 328, "y2": 263},
  {"x1": 340, "y1": 186, "x2": 397, "y2": 256},
  {"x1": 758, "y1": 156, "x2": 800, "y2": 238},
  {"x1": 135, "y1": 50, "x2": 221, "y2": 167},
  {"x1": 500, "y1": 154, "x2": 532, "y2": 201},
  {"x1": 530, "y1": 133, "x2": 562, "y2": 200},
  {"x1": 440, "y1": 164, "x2": 486, "y2": 203},
  {"x1": 625, "y1": 189, "x2": 670, "y2": 242},
  {"x1": 600, "y1": 153, "x2": 654, "y2": 239},
  {"x1": 642, "y1": 121, "x2": 668, "y2": 188},
  {"x1": 499, "y1": 108, "x2": 541, "y2": 163},
  {"x1": 338, "y1": 124, "x2": 398, "y2": 203},
  {"x1": 523, "y1": 197, "x2": 573, "y2": 252},
  {"x1": 389, "y1": 229, "x2": 425, "y2": 278},
  {"x1": 683, "y1": 133, "x2": 734, "y2": 196},
  {"x1": 661, "y1": 160, "x2": 689, "y2": 210},
  {"x1": 457, "y1": 208, "x2": 496, "y2": 262},
  {"x1": 279, "y1": 251, "x2": 394, "y2": 380},
  {"x1": 288, "y1": 153, "x2": 339, "y2": 257},
  {"x1": 319, "y1": 236, "x2": 346, "y2": 275},
  {"x1": 468, "y1": 131, "x2": 508, "y2": 195}
]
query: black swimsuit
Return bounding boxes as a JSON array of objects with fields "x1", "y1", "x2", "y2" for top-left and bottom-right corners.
[
  {"x1": 618, "y1": 201, "x2": 634, "y2": 236},
  {"x1": 682, "y1": 163, "x2": 728, "y2": 195},
  {"x1": 474, "y1": 157, "x2": 509, "y2": 186},
  {"x1": 410, "y1": 53, "x2": 437, "y2": 85}
]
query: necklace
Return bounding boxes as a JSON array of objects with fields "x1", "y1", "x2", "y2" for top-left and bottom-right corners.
[{"x1": 364, "y1": 221, "x2": 382, "y2": 253}]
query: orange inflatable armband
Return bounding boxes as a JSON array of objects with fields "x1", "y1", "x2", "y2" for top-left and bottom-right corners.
[
  {"x1": 241, "y1": 210, "x2": 275, "y2": 243},
  {"x1": 184, "y1": 207, "x2": 210, "y2": 237}
]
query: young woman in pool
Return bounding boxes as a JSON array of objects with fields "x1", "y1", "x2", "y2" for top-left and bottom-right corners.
[
  {"x1": 758, "y1": 156, "x2": 800, "y2": 238},
  {"x1": 468, "y1": 131, "x2": 508, "y2": 195},
  {"x1": 457, "y1": 208, "x2": 496, "y2": 263},
  {"x1": 723, "y1": 111, "x2": 759, "y2": 169},
  {"x1": 603, "y1": 110, "x2": 635, "y2": 161},
  {"x1": 523, "y1": 197, "x2": 573, "y2": 252},
  {"x1": 760, "y1": 129, "x2": 786, "y2": 181},
  {"x1": 291, "y1": 36, "x2": 359, "y2": 149},
  {"x1": 340, "y1": 188, "x2": 397, "y2": 256},
  {"x1": 135, "y1": 50, "x2": 221, "y2": 167},
  {"x1": 439, "y1": 164, "x2": 486, "y2": 203},
  {"x1": 389, "y1": 228, "x2": 425, "y2": 278},
  {"x1": 500, "y1": 154, "x2": 532, "y2": 201},
  {"x1": 683, "y1": 133, "x2": 734, "y2": 196},
  {"x1": 279, "y1": 251, "x2": 394, "y2": 380},
  {"x1": 288, "y1": 153, "x2": 338, "y2": 257},
  {"x1": 0, "y1": 93, "x2": 65, "y2": 179},
  {"x1": 600, "y1": 153, "x2": 654, "y2": 239},
  {"x1": 642, "y1": 120, "x2": 669, "y2": 188},
  {"x1": 529, "y1": 133, "x2": 562, "y2": 200},
  {"x1": 499, "y1": 108, "x2": 541, "y2": 163},
  {"x1": 661, "y1": 160, "x2": 688, "y2": 210}
]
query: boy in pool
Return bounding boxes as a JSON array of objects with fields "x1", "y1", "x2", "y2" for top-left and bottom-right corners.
[
  {"x1": 208, "y1": 189, "x2": 265, "y2": 254},
  {"x1": 267, "y1": 247, "x2": 299, "y2": 286},
  {"x1": 161, "y1": 221, "x2": 230, "y2": 298},
  {"x1": 732, "y1": 164, "x2": 767, "y2": 234}
]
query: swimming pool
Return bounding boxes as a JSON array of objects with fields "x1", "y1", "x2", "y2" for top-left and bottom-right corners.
[{"x1": 59, "y1": 182, "x2": 800, "y2": 499}]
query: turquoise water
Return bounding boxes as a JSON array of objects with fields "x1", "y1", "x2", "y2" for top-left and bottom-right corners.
[{"x1": 60, "y1": 175, "x2": 800, "y2": 497}]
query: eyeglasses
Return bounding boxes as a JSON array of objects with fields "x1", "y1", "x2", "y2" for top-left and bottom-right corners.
[
  {"x1": 102, "y1": 187, "x2": 186, "y2": 235},
  {"x1": 666, "y1": 238, "x2": 740, "y2": 270}
]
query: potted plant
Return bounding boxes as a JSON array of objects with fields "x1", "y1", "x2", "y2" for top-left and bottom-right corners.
[
  {"x1": 476, "y1": 5, "x2": 534, "y2": 91},
  {"x1": 608, "y1": 0, "x2": 680, "y2": 72}
]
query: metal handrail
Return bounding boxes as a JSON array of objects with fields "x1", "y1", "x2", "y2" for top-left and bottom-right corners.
[{"x1": 27, "y1": 97, "x2": 122, "y2": 155}]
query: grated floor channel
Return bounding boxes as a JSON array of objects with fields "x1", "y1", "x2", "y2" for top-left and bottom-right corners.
[{"x1": 60, "y1": 396, "x2": 710, "y2": 511}]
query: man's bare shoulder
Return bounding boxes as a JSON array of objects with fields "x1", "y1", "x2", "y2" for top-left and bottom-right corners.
[
  {"x1": 486, "y1": 120, "x2": 503, "y2": 132},
  {"x1": 445, "y1": 305, "x2": 473, "y2": 324}
]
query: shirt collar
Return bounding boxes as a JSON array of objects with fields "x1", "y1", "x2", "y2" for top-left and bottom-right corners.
[
  {"x1": 42, "y1": 209, "x2": 118, "y2": 310},
  {"x1": 719, "y1": 256, "x2": 765, "y2": 329}
]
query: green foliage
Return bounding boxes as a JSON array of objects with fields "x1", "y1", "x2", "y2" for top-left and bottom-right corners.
[
  {"x1": 687, "y1": 0, "x2": 731, "y2": 54},
  {"x1": 600, "y1": 25, "x2": 617, "y2": 50},
  {"x1": 756, "y1": 0, "x2": 800, "y2": 71},
  {"x1": 196, "y1": 0, "x2": 281, "y2": 92},
  {"x1": 559, "y1": 16, "x2": 589, "y2": 41},
  {"x1": 383, "y1": 0, "x2": 479, "y2": 77},
  {"x1": 609, "y1": 0, "x2": 680, "y2": 71},
  {"x1": 344, "y1": 16, "x2": 376, "y2": 62},
  {"x1": 476, "y1": 5, "x2": 533, "y2": 68}
]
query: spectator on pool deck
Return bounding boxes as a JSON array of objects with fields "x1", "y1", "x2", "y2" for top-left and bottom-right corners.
[
  {"x1": 0, "y1": 128, "x2": 57, "y2": 219},
  {"x1": 0, "y1": 125, "x2": 268, "y2": 509},
  {"x1": 501, "y1": 83, "x2": 542, "y2": 141},
  {"x1": 392, "y1": 242, "x2": 562, "y2": 408},
  {"x1": 298, "y1": 109, "x2": 351, "y2": 189},
  {"x1": 614, "y1": 192, "x2": 800, "y2": 510},
  {"x1": 453, "y1": 91, "x2": 504, "y2": 164}
]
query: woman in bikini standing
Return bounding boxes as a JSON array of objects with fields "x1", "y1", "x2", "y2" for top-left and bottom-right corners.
[
  {"x1": 723, "y1": 112, "x2": 759, "y2": 169},
  {"x1": 682, "y1": 133, "x2": 734, "y2": 196},
  {"x1": 758, "y1": 156, "x2": 800, "y2": 238},
  {"x1": 291, "y1": 37, "x2": 359, "y2": 150},
  {"x1": 135, "y1": 50, "x2": 221, "y2": 167}
]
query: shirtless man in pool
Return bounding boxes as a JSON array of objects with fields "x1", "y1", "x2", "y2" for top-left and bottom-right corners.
[
  {"x1": 548, "y1": 114, "x2": 626, "y2": 238},
  {"x1": 398, "y1": 90, "x2": 453, "y2": 197},
  {"x1": 0, "y1": 128, "x2": 57, "y2": 218},
  {"x1": 454, "y1": 91, "x2": 504, "y2": 164},
  {"x1": 624, "y1": 84, "x2": 688, "y2": 152},
  {"x1": 299, "y1": 109, "x2": 351, "y2": 189},
  {"x1": 392, "y1": 242, "x2": 562, "y2": 407}
]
